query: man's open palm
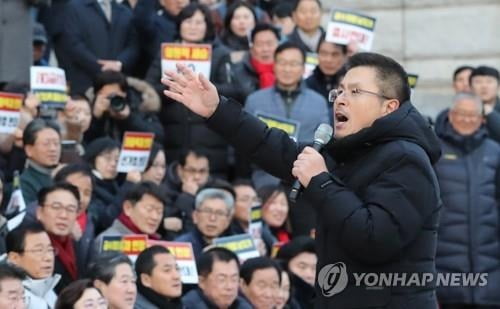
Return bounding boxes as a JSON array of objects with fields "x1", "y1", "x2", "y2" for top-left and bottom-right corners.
[{"x1": 161, "y1": 63, "x2": 220, "y2": 118}]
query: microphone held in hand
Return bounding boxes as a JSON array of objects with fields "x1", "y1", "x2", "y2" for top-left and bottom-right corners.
[{"x1": 289, "y1": 124, "x2": 333, "y2": 203}]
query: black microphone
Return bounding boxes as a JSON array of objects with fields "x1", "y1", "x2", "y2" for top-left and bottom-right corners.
[{"x1": 289, "y1": 123, "x2": 333, "y2": 203}]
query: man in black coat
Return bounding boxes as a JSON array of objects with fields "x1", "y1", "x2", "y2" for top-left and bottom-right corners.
[
  {"x1": 162, "y1": 52, "x2": 442, "y2": 308},
  {"x1": 60, "y1": 0, "x2": 139, "y2": 94}
]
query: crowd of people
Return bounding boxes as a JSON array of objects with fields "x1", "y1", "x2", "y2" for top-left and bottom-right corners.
[{"x1": 0, "y1": 0, "x2": 499, "y2": 308}]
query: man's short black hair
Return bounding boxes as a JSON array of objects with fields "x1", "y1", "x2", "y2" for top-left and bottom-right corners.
[
  {"x1": 53, "y1": 164, "x2": 93, "y2": 184},
  {"x1": 124, "y1": 181, "x2": 166, "y2": 207},
  {"x1": 93, "y1": 70, "x2": 128, "y2": 94},
  {"x1": 135, "y1": 245, "x2": 171, "y2": 278},
  {"x1": 232, "y1": 178, "x2": 254, "y2": 188},
  {"x1": 0, "y1": 263, "x2": 26, "y2": 291},
  {"x1": 197, "y1": 247, "x2": 240, "y2": 277},
  {"x1": 274, "y1": 41, "x2": 306, "y2": 64},
  {"x1": 276, "y1": 236, "x2": 316, "y2": 267},
  {"x1": 345, "y1": 52, "x2": 411, "y2": 104},
  {"x1": 453, "y1": 65, "x2": 474, "y2": 81},
  {"x1": 273, "y1": 2, "x2": 294, "y2": 18},
  {"x1": 317, "y1": 38, "x2": 348, "y2": 55},
  {"x1": 292, "y1": 0, "x2": 322, "y2": 11},
  {"x1": 469, "y1": 66, "x2": 500, "y2": 83},
  {"x1": 87, "y1": 252, "x2": 133, "y2": 284},
  {"x1": 6, "y1": 222, "x2": 47, "y2": 254},
  {"x1": 250, "y1": 23, "x2": 280, "y2": 43},
  {"x1": 179, "y1": 148, "x2": 209, "y2": 167},
  {"x1": 37, "y1": 182, "x2": 80, "y2": 206},
  {"x1": 23, "y1": 118, "x2": 61, "y2": 147},
  {"x1": 240, "y1": 257, "x2": 281, "y2": 285}
]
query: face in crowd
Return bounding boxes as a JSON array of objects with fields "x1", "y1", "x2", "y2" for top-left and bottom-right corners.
[
  {"x1": 199, "y1": 258, "x2": 240, "y2": 308},
  {"x1": 177, "y1": 152, "x2": 210, "y2": 187},
  {"x1": 193, "y1": 197, "x2": 233, "y2": 240},
  {"x1": 448, "y1": 96, "x2": 483, "y2": 136},
  {"x1": 318, "y1": 41, "x2": 347, "y2": 76},
  {"x1": 292, "y1": 0, "x2": 321, "y2": 34},
  {"x1": 94, "y1": 147, "x2": 120, "y2": 180},
  {"x1": 250, "y1": 29, "x2": 279, "y2": 64},
  {"x1": 471, "y1": 74, "x2": 499, "y2": 105},
  {"x1": 241, "y1": 266, "x2": 280, "y2": 309},
  {"x1": 274, "y1": 47, "x2": 305, "y2": 90},
  {"x1": 288, "y1": 251, "x2": 317, "y2": 286},
  {"x1": 274, "y1": 270, "x2": 291, "y2": 309},
  {"x1": 142, "y1": 149, "x2": 167, "y2": 186},
  {"x1": 36, "y1": 189, "x2": 79, "y2": 237},
  {"x1": 123, "y1": 193, "x2": 164, "y2": 235},
  {"x1": 233, "y1": 184, "x2": 259, "y2": 225},
  {"x1": 94, "y1": 263, "x2": 137, "y2": 309},
  {"x1": 453, "y1": 68, "x2": 472, "y2": 93},
  {"x1": 262, "y1": 191, "x2": 288, "y2": 229},
  {"x1": 0, "y1": 276, "x2": 25, "y2": 309},
  {"x1": 8, "y1": 230, "x2": 55, "y2": 280},
  {"x1": 180, "y1": 9, "x2": 207, "y2": 44},
  {"x1": 140, "y1": 252, "x2": 182, "y2": 298},
  {"x1": 25, "y1": 127, "x2": 61, "y2": 167},
  {"x1": 230, "y1": 5, "x2": 256, "y2": 38}
]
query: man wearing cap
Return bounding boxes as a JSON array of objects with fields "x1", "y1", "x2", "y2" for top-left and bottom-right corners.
[
  {"x1": 470, "y1": 66, "x2": 500, "y2": 143},
  {"x1": 33, "y1": 23, "x2": 49, "y2": 66}
]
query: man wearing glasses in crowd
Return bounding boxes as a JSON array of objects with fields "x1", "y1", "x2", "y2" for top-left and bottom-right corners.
[
  {"x1": 162, "y1": 51, "x2": 442, "y2": 308},
  {"x1": 6, "y1": 222, "x2": 60, "y2": 309},
  {"x1": 176, "y1": 188, "x2": 235, "y2": 259}
]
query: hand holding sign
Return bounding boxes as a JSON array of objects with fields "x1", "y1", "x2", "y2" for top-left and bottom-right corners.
[{"x1": 162, "y1": 63, "x2": 220, "y2": 118}]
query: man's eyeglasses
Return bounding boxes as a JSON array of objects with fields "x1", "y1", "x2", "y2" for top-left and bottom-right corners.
[
  {"x1": 44, "y1": 202, "x2": 79, "y2": 214},
  {"x1": 182, "y1": 167, "x2": 209, "y2": 175},
  {"x1": 197, "y1": 207, "x2": 230, "y2": 218},
  {"x1": 329, "y1": 88, "x2": 392, "y2": 103},
  {"x1": 21, "y1": 246, "x2": 58, "y2": 257}
]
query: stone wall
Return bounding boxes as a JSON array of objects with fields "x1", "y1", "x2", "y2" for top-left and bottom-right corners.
[{"x1": 321, "y1": 0, "x2": 500, "y2": 118}]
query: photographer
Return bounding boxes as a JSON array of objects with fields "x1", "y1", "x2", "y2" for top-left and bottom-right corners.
[{"x1": 84, "y1": 71, "x2": 164, "y2": 144}]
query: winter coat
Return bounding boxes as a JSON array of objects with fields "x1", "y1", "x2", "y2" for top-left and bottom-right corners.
[
  {"x1": 182, "y1": 288, "x2": 252, "y2": 309},
  {"x1": 434, "y1": 113, "x2": 500, "y2": 305},
  {"x1": 20, "y1": 160, "x2": 54, "y2": 205},
  {"x1": 205, "y1": 97, "x2": 442, "y2": 308}
]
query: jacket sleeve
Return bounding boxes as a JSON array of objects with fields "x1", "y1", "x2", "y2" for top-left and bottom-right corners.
[
  {"x1": 305, "y1": 154, "x2": 438, "y2": 265},
  {"x1": 206, "y1": 97, "x2": 299, "y2": 183},
  {"x1": 116, "y1": 20, "x2": 140, "y2": 73},
  {"x1": 60, "y1": 5, "x2": 101, "y2": 76},
  {"x1": 486, "y1": 110, "x2": 500, "y2": 143}
]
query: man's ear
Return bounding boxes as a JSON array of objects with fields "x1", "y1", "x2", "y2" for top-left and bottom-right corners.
[
  {"x1": 176, "y1": 164, "x2": 183, "y2": 180},
  {"x1": 123, "y1": 201, "x2": 134, "y2": 217},
  {"x1": 7, "y1": 252, "x2": 21, "y2": 265},
  {"x1": 198, "y1": 275, "x2": 206, "y2": 290},
  {"x1": 383, "y1": 99, "x2": 400, "y2": 115},
  {"x1": 192, "y1": 209, "x2": 199, "y2": 225},
  {"x1": 36, "y1": 206, "x2": 43, "y2": 222},
  {"x1": 24, "y1": 144, "x2": 33, "y2": 159},
  {"x1": 140, "y1": 273, "x2": 152, "y2": 288}
]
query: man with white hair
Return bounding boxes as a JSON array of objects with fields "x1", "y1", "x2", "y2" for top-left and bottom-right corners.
[
  {"x1": 175, "y1": 188, "x2": 235, "y2": 259},
  {"x1": 434, "y1": 92, "x2": 500, "y2": 308}
]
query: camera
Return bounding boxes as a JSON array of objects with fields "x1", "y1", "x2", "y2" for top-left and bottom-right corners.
[{"x1": 108, "y1": 94, "x2": 128, "y2": 112}]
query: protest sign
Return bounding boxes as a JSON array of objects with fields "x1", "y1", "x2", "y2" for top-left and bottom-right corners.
[
  {"x1": 161, "y1": 43, "x2": 212, "y2": 78},
  {"x1": 255, "y1": 112, "x2": 300, "y2": 141},
  {"x1": 0, "y1": 92, "x2": 22, "y2": 134},
  {"x1": 214, "y1": 234, "x2": 260, "y2": 262},
  {"x1": 248, "y1": 205, "x2": 263, "y2": 240},
  {"x1": 101, "y1": 234, "x2": 148, "y2": 263},
  {"x1": 407, "y1": 74, "x2": 419, "y2": 89},
  {"x1": 30, "y1": 66, "x2": 67, "y2": 109},
  {"x1": 117, "y1": 132, "x2": 154, "y2": 173},
  {"x1": 326, "y1": 9, "x2": 376, "y2": 51},
  {"x1": 148, "y1": 240, "x2": 198, "y2": 284},
  {"x1": 303, "y1": 53, "x2": 319, "y2": 79}
]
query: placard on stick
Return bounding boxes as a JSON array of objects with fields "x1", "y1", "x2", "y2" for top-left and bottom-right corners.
[
  {"x1": 326, "y1": 9, "x2": 376, "y2": 51},
  {"x1": 30, "y1": 66, "x2": 68, "y2": 109}
]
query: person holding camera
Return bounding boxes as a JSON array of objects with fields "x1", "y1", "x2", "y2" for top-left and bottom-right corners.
[{"x1": 83, "y1": 71, "x2": 164, "y2": 145}]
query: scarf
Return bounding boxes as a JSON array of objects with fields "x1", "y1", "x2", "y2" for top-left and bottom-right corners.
[
  {"x1": 117, "y1": 212, "x2": 160, "y2": 240},
  {"x1": 49, "y1": 234, "x2": 77, "y2": 280},
  {"x1": 251, "y1": 57, "x2": 275, "y2": 89},
  {"x1": 77, "y1": 212, "x2": 87, "y2": 232},
  {"x1": 137, "y1": 281, "x2": 183, "y2": 309}
]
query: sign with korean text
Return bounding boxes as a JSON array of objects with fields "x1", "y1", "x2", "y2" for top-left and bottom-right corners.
[
  {"x1": 0, "y1": 92, "x2": 22, "y2": 134},
  {"x1": 303, "y1": 53, "x2": 318, "y2": 79},
  {"x1": 248, "y1": 205, "x2": 262, "y2": 240},
  {"x1": 148, "y1": 240, "x2": 198, "y2": 284},
  {"x1": 214, "y1": 234, "x2": 260, "y2": 262},
  {"x1": 30, "y1": 66, "x2": 68, "y2": 109},
  {"x1": 326, "y1": 9, "x2": 376, "y2": 51},
  {"x1": 117, "y1": 132, "x2": 155, "y2": 173},
  {"x1": 255, "y1": 112, "x2": 300, "y2": 142},
  {"x1": 161, "y1": 43, "x2": 212, "y2": 78},
  {"x1": 101, "y1": 234, "x2": 148, "y2": 263}
]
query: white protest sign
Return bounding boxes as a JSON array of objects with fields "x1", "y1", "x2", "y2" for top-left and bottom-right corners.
[
  {"x1": 30, "y1": 66, "x2": 68, "y2": 109},
  {"x1": 0, "y1": 92, "x2": 22, "y2": 134},
  {"x1": 117, "y1": 132, "x2": 154, "y2": 173},
  {"x1": 148, "y1": 241, "x2": 199, "y2": 284},
  {"x1": 161, "y1": 43, "x2": 212, "y2": 78},
  {"x1": 326, "y1": 9, "x2": 376, "y2": 51}
]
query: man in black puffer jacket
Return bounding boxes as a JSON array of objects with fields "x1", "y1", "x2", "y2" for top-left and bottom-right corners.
[
  {"x1": 162, "y1": 52, "x2": 442, "y2": 308},
  {"x1": 434, "y1": 93, "x2": 500, "y2": 308}
]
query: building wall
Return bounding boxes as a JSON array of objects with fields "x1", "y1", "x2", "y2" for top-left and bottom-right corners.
[{"x1": 321, "y1": 0, "x2": 500, "y2": 118}]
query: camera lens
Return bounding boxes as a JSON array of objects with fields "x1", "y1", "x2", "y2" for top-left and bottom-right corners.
[{"x1": 108, "y1": 95, "x2": 126, "y2": 112}]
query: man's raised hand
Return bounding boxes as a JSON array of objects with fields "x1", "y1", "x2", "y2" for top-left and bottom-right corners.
[{"x1": 161, "y1": 63, "x2": 220, "y2": 118}]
